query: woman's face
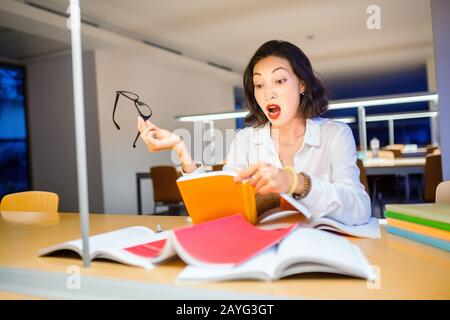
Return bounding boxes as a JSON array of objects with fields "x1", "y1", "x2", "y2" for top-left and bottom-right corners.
[{"x1": 253, "y1": 56, "x2": 304, "y2": 127}]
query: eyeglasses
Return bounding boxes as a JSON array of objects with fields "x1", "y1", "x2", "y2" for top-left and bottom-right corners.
[{"x1": 112, "y1": 90, "x2": 152, "y2": 148}]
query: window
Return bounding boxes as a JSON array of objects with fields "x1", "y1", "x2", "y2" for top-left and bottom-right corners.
[{"x1": 0, "y1": 63, "x2": 30, "y2": 199}]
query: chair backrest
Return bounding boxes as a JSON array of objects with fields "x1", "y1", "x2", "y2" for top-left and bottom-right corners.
[
  {"x1": 425, "y1": 144, "x2": 439, "y2": 155},
  {"x1": 211, "y1": 163, "x2": 225, "y2": 171},
  {"x1": 0, "y1": 191, "x2": 59, "y2": 213},
  {"x1": 435, "y1": 181, "x2": 450, "y2": 204},
  {"x1": 432, "y1": 148, "x2": 441, "y2": 155},
  {"x1": 423, "y1": 154, "x2": 443, "y2": 202},
  {"x1": 384, "y1": 144, "x2": 404, "y2": 150},
  {"x1": 383, "y1": 145, "x2": 403, "y2": 158},
  {"x1": 356, "y1": 159, "x2": 370, "y2": 195},
  {"x1": 150, "y1": 166, "x2": 183, "y2": 203}
]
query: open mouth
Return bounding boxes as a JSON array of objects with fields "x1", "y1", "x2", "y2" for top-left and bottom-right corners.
[{"x1": 266, "y1": 104, "x2": 281, "y2": 120}]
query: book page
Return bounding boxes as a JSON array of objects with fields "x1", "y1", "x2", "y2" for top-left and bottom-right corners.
[
  {"x1": 311, "y1": 217, "x2": 381, "y2": 239},
  {"x1": 275, "y1": 228, "x2": 375, "y2": 280},
  {"x1": 39, "y1": 226, "x2": 156, "y2": 260},
  {"x1": 177, "y1": 247, "x2": 277, "y2": 282},
  {"x1": 257, "y1": 209, "x2": 309, "y2": 230},
  {"x1": 279, "y1": 193, "x2": 312, "y2": 219},
  {"x1": 176, "y1": 170, "x2": 237, "y2": 182}
]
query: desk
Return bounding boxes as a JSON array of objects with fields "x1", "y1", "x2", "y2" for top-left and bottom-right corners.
[
  {"x1": 1, "y1": 212, "x2": 449, "y2": 299},
  {"x1": 364, "y1": 157, "x2": 425, "y2": 200},
  {"x1": 401, "y1": 148, "x2": 426, "y2": 158},
  {"x1": 363, "y1": 157, "x2": 425, "y2": 176}
]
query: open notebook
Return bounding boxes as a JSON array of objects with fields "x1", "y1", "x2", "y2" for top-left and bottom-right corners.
[
  {"x1": 178, "y1": 228, "x2": 376, "y2": 282},
  {"x1": 38, "y1": 226, "x2": 164, "y2": 269},
  {"x1": 257, "y1": 209, "x2": 381, "y2": 239}
]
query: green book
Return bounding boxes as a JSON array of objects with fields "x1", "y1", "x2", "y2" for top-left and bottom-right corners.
[{"x1": 384, "y1": 203, "x2": 450, "y2": 232}]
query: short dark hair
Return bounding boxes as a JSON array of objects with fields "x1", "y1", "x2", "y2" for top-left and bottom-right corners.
[{"x1": 243, "y1": 40, "x2": 329, "y2": 127}]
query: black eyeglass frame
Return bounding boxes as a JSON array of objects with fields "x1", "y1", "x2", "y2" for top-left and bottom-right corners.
[{"x1": 112, "y1": 90, "x2": 152, "y2": 148}]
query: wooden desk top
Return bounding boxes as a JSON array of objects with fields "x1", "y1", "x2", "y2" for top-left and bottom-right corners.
[
  {"x1": 0, "y1": 211, "x2": 449, "y2": 299},
  {"x1": 363, "y1": 157, "x2": 425, "y2": 168}
]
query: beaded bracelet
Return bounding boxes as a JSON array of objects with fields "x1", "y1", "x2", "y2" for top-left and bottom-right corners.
[{"x1": 293, "y1": 172, "x2": 312, "y2": 200}]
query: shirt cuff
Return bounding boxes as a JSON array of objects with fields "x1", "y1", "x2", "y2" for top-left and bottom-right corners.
[
  {"x1": 297, "y1": 175, "x2": 330, "y2": 219},
  {"x1": 180, "y1": 162, "x2": 205, "y2": 176}
]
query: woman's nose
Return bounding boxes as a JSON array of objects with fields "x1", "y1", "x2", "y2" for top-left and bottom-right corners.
[{"x1": 264, "y1": 85, "x2": 276, "y2": 101}]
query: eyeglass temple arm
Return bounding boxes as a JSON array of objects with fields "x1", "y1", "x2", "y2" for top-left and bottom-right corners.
[
  {"x1": 112, "y1": 93, "x2": 121, "y2": 130},
  {"x1": 132, "y1": 131, "x2": 140, "y2": 148}
]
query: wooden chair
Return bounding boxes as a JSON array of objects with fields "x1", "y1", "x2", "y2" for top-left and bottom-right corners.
[
  {"x1": 150, "y1": 166, "x2": 184, "y2": 215},
  {"x1": 432, "y1": 148, "x2": 441, "y2": 155},
  {"x1": 383, "y1": 144, "x2": 404, "y2": 158},
  {"x1": 356, "y1": 159, "x2": 369, "y2": 195},
  {"x1": 211, "y1": 163, "x2": 225, "y2": 171},
  {"x1": 0, "y1": 191, "x2": 59, "y2": 213},
  {"x1": 435, "y1": 181, "x2": 450, "y2": 204},
  {"x1": 425, "y1": 144, "x2": 440, "y2": 155},
  {"x1": 422, "y1": 154, "x2": 443, "y2": 203}
]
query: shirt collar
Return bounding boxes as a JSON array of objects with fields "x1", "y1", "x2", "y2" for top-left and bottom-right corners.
[{"x1": 253, "y1": 117, "x2": 322, "y2": 148}]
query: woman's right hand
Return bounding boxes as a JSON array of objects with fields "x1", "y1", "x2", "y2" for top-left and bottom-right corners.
[
  {"x1": 137, "y1": 117, "x2": 199, "y2": 173},
  {"x1": 137, "y1": 117, "x2": 181, "y2": 152}
]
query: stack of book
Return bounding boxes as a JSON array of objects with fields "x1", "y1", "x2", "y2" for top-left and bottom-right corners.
[{"x1": 385, "y1": 203, "x2": 450, "y2": 252}]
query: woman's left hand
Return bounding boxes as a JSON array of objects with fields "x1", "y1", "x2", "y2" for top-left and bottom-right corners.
[{"x1": 234, "y1": 161, "x2": 292, "y2": 195}]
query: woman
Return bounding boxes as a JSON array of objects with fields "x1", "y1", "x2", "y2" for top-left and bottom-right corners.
[{"x1": 138, "y1": 40, "x2": 371, "y2": 225}]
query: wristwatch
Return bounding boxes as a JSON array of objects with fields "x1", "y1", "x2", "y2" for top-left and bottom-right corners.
[{"x1": 292, "y1": 172, "x2": 311, "y2": 200}]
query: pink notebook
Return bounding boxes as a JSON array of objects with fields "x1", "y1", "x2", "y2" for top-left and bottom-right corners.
[{"x1": 124, "y1": 214, "x2": 297, "y2": 267}]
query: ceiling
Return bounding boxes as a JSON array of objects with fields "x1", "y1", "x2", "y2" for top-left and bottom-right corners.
[
  {"x1": 2, "y1": 0, "x2": 434, "y2": 80},
  {"x1": 0, "y1": 26, "x2": 69, "y2": 61}
]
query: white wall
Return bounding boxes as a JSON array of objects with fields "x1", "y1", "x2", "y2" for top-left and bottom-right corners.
[
  {"x1": 27, "y1": 52, "x2": 104, "y2": 213},
  {"x1": 94, "y1": 49, "x2": 238, "y2": 214}
]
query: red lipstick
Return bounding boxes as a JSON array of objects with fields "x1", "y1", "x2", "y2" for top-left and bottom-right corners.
[{"x1": 266, "y1": 104, "x2": 281, "y2": 120}]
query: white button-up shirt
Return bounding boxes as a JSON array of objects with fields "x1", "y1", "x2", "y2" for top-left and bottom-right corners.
[{"x1": 184, "y1": 117, "x2": 371, "y2": 226}]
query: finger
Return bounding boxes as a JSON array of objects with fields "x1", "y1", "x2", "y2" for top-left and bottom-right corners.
[
  {"x1": 145, "y1": 119, "x2": 158, "y2": 130},
  {"x1": 234, "y1": 162, "x2": 266, "y2": 183},
  {"x1": 257, "y1": 184, "x2": 274, "y2": 195},
  {"x1": 141, "y1": 126, "x2": 156, "y2": 140},
  {"x1": 254, "y1": 175, "x2": 270, "y2": 192},
  {"x1": 137, "y1": 117, "x2": 145, "y2": 133},
  {"x1": 249, "y1": 169, "x2": 262, "y2": 187}
]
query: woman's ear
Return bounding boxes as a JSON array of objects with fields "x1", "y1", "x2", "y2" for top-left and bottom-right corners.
[{"x1": 300, "y1": 82, "x2": 306, "y2": 95}]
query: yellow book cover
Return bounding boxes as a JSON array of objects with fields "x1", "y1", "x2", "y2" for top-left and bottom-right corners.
[
  {"x1": 387, "y1": 218, "x2": 450, "y2": 241},
  {"x1": 176, "y1": 171, "x2": 257, "y2": 224}
]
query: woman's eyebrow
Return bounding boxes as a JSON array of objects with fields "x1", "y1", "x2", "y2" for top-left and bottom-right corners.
[
  {"x1": 271, "y1": 67, "x2": 288, "y2": 73},
  {"x1": 253, "y1": 67, "x2": 288, "y2": 76}
]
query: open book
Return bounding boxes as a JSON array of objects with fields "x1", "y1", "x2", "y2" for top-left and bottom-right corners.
[
  {"x1": 38, "y1": 214, "x2": 296, "y2": 268},
  {"x1": 257, "y1": 209, "x2": 381, "y2": 239},
  {"x1": 178, "y1": 227, "x2": 376, "y2": 282},
  {"x1": 38, "y1": 226, "x2": 166, "y2": 269},
  {"x1": 176, "y1": 171, "x2": 312, "y2": 225}
]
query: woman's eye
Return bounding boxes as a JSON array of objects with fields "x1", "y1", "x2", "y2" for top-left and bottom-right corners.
[
  {"x1": 254, "y1": 84, "x2": 263, "y2": 89},
  {"x1": 276, "y1": 78, "x2": 287, "y2": 84}
]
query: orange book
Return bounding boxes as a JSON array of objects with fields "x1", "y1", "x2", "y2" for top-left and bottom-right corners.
[
  {"x1": 176, "y1": 171, "x2": 257, "y2": 224},
  {"x1": 387, "y1": 217, "x2": 450, "y2": 241}
]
